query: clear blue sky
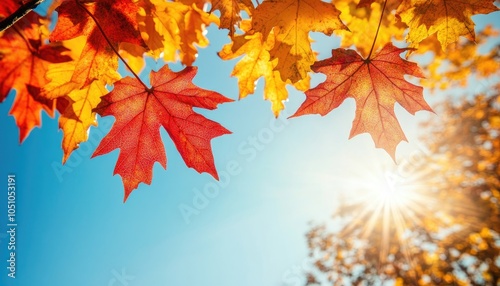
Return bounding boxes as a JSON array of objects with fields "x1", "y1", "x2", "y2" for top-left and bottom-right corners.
[{"x1": 0, "y1": 4, "x2": 499, "y2": 286}]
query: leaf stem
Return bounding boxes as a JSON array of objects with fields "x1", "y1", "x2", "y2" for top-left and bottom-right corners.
[
  {"x1": 0, "y1": 0, "x2": 45, "y2": 32},
  {"x1": 75, "y1": 0, "x2": 149, "y2": 90},
  {"x1": 367, "y1": 0, "x2": 388, "y2": 59}
]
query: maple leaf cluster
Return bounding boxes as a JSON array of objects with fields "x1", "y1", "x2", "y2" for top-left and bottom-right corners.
[{"x1": 0, "y1": 0, "x2": 498, "y2": 200}]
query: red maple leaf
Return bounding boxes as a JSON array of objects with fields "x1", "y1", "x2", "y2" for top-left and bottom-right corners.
[
  {"x1": 92, "y1": 66, "x2": 233, "y2": 201},
  {"x1": 0, "y1": 13, "x2": 71, "y2": 141},
  {"x1": 292, "y1": 43, "x2": 432, "y2": 158}
]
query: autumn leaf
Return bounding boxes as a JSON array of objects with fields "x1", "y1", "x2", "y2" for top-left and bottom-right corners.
[
  {"x1": 250, "y1": 0, "x2": 347, "y2": 83},
  {"x1": 50, "y1": 0, "x2": 145, "y2": 86},
  {"x1": 69, "y1": 32, "x2": 122, "y2": 85},
  {"x1": 137, "y1": 0, "x2": 218, "y2": 65},
  {"x1": 219, "y1": 32, "x2": 285, "y2": 115},
  {"x1": 42, "y1": 37, "x2": 87, "y2": 99},
  {"x1": 219, "y1": 28, "x2": 309, "y2": 116},
  {"x1": 92, "y1": 66, "x2": 232, "y2": 201},
  {"x1": 0, "y1": 13, "x2": 71, "y2": 142},
  {"x1": 210, "y1": 0, "x2": 254, "y2": 35},
  {"x1": 59, "y1": 80, "x2": 108, "y2": 163},
  {"x1": 40, "y1": 35, "x2": 112, "y2": 163},
  {"x1": 397, "y1": 0, "x2": 499, "y2": 50},
  {"x1": 46, "y1": 0, "x2": 146, "y2": 161},
  {"x1": 136, "y1": 0, "x2": 177, "y2": 61},
  {"x1": 292, "y1": 43, "x2": 432, "y2": 158}
]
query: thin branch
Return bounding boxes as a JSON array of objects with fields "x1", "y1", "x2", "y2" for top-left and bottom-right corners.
[{"x1": 0, "y1": 0, "x2": 46, "y2": 32}]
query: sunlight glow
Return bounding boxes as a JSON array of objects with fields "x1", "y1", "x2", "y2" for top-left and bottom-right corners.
[
  {"x1": 336, "y1": 163, "x2": 437, "y2": 266},
  {"x1": 367, "y1": 172, "x2": 419, "y2": 261},
  {"x1": 372, "y1": 173, "x2": 411, "y2": 207}
]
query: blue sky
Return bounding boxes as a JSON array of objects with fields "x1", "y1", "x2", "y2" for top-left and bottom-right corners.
[{"x1": 0, "y1": 4, "x2": 499, "y2": 286}]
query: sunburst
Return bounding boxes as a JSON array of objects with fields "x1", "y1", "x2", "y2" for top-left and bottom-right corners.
[{"x1": 334, "y1": 158, "x2": 444, "y2": 265}]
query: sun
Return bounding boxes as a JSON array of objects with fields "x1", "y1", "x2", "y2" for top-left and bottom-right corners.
[
  {"x1": 371, "y1": 171, "x2": 412, "y2": 207},
  {"x1": 336, "y1": 163, "x2": 436, "y2": 263}
]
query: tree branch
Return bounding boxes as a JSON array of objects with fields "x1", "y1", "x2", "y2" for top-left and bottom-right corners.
[{"x1": 0, "y1": 0, "x2": 46, "y2": 32}]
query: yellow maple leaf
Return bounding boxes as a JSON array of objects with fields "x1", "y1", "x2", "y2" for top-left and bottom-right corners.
[
  {"x1": 42, "y1": 36, "x2": 119, "y2": 101},
  {"x1": 59, "y1": 80, "x2": 108, "y2": 163},
  {"x1": 220, "y1": 29, "x2": 308, "y2": 116},
  {"x1": 137, "y1": 0, "x2": 218, "y2": 65},
  {"x1": 397, "y1": 0, "x2": 499, "y2": 50},
  {"x1": 220, "y1": 33, "x2": 273, "y2": 100},
  {"x1": 137, "y1": 0, "x2": 178, "y2": 61},
  {"x1": 250, "y1": 0, "x2": 347, "y2": 83},
  {"x1": 264, "y1": 70, "x2": 289, "y2": 114},
  {"x1": 44, "y1": 60, "x2": 110, "y2": 161},
  {"x1": 42, "y1": 41, "x2": 111, "y2": 162},
  {"x1": 43, "y1": 62, "x2": 83, "y2": 100}
]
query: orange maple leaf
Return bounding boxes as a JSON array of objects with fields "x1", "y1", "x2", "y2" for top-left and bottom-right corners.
[
  {"x1": 0, "y1": 13, "x2": 71, "y2": 141},
  {"x1": 292, "y1": 43, "x2": 432, "y2": 158},
  {"x1": 92, "y1": 66, "x2": 233, "y2": 201}
]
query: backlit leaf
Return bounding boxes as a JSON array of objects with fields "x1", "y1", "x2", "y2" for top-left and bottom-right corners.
[
  {"x1": 0, "y1": 13, "x2": 71, "y2": 141},
  {"x1": 292, "y1": 43, "x2": 432, "y2": 157},
  {"x1": 92, "y1": 66, "x2": 232, "y2": 200}
]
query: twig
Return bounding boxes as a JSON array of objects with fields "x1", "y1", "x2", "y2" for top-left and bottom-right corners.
[{"x1": 0, "y1": 0, "x2": 46, "y2": 32}]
